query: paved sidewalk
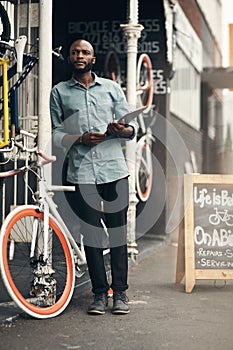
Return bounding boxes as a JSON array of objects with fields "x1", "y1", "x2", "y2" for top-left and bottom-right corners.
[
  {"x1": 1, "y1": 233, "x2": 233, "y2": 349},
  {"x1": 0, "y1": 233, "x2": 165, "y2": 329}
]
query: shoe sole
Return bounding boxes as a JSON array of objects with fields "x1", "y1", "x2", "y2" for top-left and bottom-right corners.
[
  {"x1": 87, "y1": 310, "x2": 106, "y2": 315},
  {"x1": 111, "y1": 309, "x2": 130, "y2": 315}
]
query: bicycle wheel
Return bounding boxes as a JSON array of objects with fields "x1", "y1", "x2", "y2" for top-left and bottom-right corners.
[
  {"x1": 104, "y1": 50, "x2": 122, "y2": 84},
  {"x1": 209, "y1": 214, "x2": 220, "y2": 226},
  {"x1": 0, "y1": 205, "x2": 75, "y2": 319},
  {"x1": 136, "y1": 53, "x2": 153, "y2": 111},
  {"x1": 136, "y1": 134, "x2": 153, "y2": 202}
]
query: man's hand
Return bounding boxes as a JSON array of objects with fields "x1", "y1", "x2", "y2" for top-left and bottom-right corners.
[
  {"x1": 62, "y1": 132, "x2": 106, "y2": 147},
  {"x1": 82, "y1": 132, "x2": 106, "y2": 146},
  {"x1": 107, "y1": 121, "x2": 134, "y2": 138}
]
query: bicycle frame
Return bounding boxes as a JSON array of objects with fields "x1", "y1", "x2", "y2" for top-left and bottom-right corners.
[
  {"x1": 0, "y1": 148, "x2": 88, "y2": 296},
  {"x1": 24, "y1": 151, "x2": 86, "y2": 266},
  {"x1": 42, "y1": 179, "x2": 86, "y2": 264}
]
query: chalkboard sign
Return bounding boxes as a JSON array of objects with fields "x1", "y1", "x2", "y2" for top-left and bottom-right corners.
[
  {"x1": 194, "y1": 183, "x2": 233, "y2": 270},
  {"x1": 176, "y1": 174, "x2": 233, "y2": 293}
]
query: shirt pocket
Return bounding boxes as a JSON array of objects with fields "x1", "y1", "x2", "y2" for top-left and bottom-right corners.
[
  {"x1": 89, "y1": 101, "x2": 114, "y2": 132},
  {"x1": 63, "y1": 110, "x2": 89, "y2": 134}
]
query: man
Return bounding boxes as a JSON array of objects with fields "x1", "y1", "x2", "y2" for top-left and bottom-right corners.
[{"x1": 50, "y1": 39, "x2": 138, "y2": 315}]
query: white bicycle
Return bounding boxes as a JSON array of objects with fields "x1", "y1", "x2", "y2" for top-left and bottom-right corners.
[
  {"x1": 0, "y1": 137, "x2": 93, "y2": 319},
  {"x1": 0, "y1": 23, "x2": 90, "y2": 318}
]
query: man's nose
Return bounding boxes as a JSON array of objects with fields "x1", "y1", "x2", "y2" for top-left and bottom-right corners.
[{"x1": 76, "y1": 51, "x2": 83, "y2": 58}]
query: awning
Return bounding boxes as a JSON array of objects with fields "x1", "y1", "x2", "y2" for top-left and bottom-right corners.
[{"x1": 202, "y1": 66, "x2": 233, "y2": 89}]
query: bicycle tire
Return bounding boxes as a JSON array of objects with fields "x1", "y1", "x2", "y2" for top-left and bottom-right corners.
[
  {"x1": 136, "y1": 134, "x2": 153, "y2": 202},
  {"x1": 0, "y1": 205, "x2": 75, "y2": 319},
  {"x1": 104, "y1": 50, "x2": 122, "y2": 84},
  {"x1": 0, "y1": 2, "x2": 11, "y2": 42},
  {"x1": 136, "y1": 53, "x2": 153, "y2": 111}
]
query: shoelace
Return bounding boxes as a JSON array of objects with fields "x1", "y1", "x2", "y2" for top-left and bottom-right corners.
[
  {"x1": 113, "y1": 292, "x2": 129, "y2": 303},
  {"x1": 94, "y1": 294, "x2": 107, "y2": 303}
]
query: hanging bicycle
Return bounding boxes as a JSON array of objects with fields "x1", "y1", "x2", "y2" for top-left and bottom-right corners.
[
  {"x1": 104, "y1": 49, "x2": 156, "y2": 202},
  {"x1": 135, "y1": 52, "x2": 155, "y2": 202}
]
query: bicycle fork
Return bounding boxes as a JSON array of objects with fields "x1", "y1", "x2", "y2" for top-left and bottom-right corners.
[{"x1": 29, "y1": 200, "x2": 57, "y2": 306}]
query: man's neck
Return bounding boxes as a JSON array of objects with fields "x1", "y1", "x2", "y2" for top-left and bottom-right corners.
[{"x1": 73, "y1": 72, "x2": 93, "y2": 88}]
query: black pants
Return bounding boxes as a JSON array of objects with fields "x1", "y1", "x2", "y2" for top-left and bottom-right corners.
[{"x1": 65, "y1": 177, "x2": 129, "y2": 294}]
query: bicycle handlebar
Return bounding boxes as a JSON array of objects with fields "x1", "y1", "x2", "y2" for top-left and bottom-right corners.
[
  {"x1": 0, "y1": 166, "x2": 26, "y2": 178},
  {"x1": 20, "y1": 129, "x2": 37, "y2": 139},
  {"x1": 0, "y1": 151, "x2": 57, "y2": 178},
  {"x1": 37, "y1": 151, "x2": 56, "y2": 165}
]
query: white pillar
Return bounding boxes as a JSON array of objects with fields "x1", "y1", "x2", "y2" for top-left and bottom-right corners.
[
  {"x1": 121, "y1": 0, "x2": 143, "y2": 258},
  {"x1": 38, "y1": 0, "x2": 53, "y2": 184}
]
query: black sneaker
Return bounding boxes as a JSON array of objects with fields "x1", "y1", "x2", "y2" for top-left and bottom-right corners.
[
  {"x1": 87, "y1": 293, "x2": 108, "y2": 315},
  {"x1": 112, "y1": 291, "x2": 130, "y2": 314}
]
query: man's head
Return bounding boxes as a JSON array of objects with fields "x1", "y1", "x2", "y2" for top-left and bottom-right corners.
[{"x1": 68, "y1": 39, "x2": 96, "y2": 74}]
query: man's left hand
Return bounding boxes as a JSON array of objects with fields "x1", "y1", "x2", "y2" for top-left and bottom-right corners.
[{"x1": 107, "y1": 121, "x2": 134, "y2": 138}]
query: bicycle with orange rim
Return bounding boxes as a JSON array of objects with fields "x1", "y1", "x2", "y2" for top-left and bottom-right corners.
[
  {"x1": 104, "y1": 50, "x2": 155, "y2": 203},
  {"x1": 135, "y1": 53, "x2": 155, "y2": 202},
  {"x1": 0, "y1": 149, "x2": 79, "y2": 319}
]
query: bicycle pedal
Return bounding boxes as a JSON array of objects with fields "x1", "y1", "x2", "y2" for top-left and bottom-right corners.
[{"x1": 75, "y1": 264, "x2": 87, "y2": 278}]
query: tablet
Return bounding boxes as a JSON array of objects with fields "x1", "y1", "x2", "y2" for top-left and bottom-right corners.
[
  {"x1": 117, "y1": 105, "x2": 147, "y2": 123},
  {"x1": 105, "y1": 105, "x2": 147, "y2": 136}
]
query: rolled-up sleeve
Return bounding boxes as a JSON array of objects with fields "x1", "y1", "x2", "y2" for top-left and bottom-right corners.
[
  {"x1": 128, "y1": 118, "x2": 138, "y2": 140},
  {"x1": 50, "y1": 87, "x2": 67, "y2": 148}
]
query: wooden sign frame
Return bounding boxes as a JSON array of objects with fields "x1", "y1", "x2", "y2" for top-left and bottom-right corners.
[{"x1": 176, "y1": 174, "x2": 233, "y2": 293}]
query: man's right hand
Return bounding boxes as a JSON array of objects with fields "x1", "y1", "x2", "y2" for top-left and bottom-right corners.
[
  {"x1": 62, "y1": 132, "x2": 106, "y2": 148},
  {"x1": 82, "y1": 132, "x2": 106, "y2": 146}
]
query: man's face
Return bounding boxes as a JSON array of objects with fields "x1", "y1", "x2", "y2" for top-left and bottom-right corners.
[{"x1": 69, "y1": 40, "x2": 96, "y2": 74}]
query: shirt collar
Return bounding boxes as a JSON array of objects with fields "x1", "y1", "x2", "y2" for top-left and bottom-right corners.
[{"x1": 68, "y1": 73, "x2": 102, "y2": 87}]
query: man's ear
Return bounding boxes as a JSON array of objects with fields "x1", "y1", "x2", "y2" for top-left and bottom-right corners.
[
  {"x1": 92, "y1": 57, "x2": 96, "y2": 64},
  {"x1": 67, "y1": 56, "x2": 71, "y2": 64}
]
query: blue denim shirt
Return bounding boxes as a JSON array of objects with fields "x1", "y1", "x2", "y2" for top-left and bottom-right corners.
[{"x1": 50, "y1": 73, "x2": 138, "y2": 184}]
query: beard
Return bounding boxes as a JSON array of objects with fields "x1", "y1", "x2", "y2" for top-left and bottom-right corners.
[{"x1": 73, "y1": 62, "x2": 93, "y2": 74}]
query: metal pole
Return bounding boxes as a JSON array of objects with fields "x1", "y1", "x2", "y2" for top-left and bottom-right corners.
[
  {"x1": 38, "y1": 0, "x2": 53, "y2": 185},
  {"x1": 121, "y1": 0, "x2": 143, "y2": 258}
]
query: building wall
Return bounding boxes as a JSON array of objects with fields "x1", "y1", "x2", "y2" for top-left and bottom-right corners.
[
  {"x1": 166, "y1": 0, "x2": 226, "y2": 237},
  {"x1": 178, "y1": 0, "x2": 202, "y2": 38},
  {"x1": 170, "y1": 2, "x2": 202, "y2": 131},
  {"x1": 175, "y1": 0, "x2": 225, "y2": 176},
  {"x1": 196, "y1": 0, "x2": 222, "y2": 50},
  {"x1": 179, "y1": 0, "x2": 222, "y2": 66}
]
